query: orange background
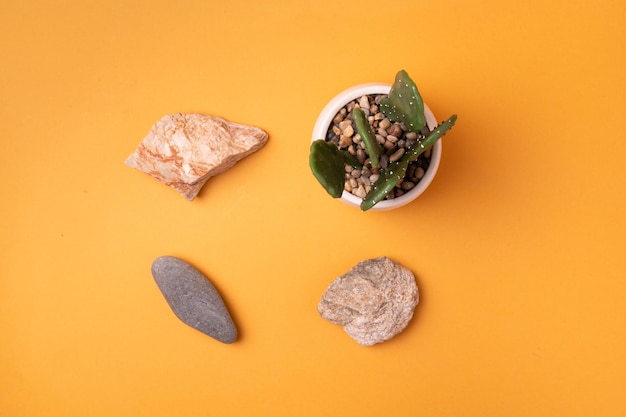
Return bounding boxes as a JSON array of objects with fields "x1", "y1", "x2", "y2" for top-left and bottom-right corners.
[{"x1": 1, "y1": 1, "x2": 625, "y2": 416}]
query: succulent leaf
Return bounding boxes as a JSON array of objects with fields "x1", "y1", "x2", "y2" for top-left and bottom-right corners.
[
  {"x1": 360, "y1": 160, "x2": 409, "y2": 211},
  {"x1": 379, "y1": 70, "x2": 426, "y2": 133},
  {"x1": 341, "y1": 150, "x2": 362, "y2": 169},
  {"x1": 361, "y1": 114, "x2": 458, "y2": 210},
  {"x1": 403, "y1": 114, "x2": 457, "y2": 163},
  {"x1": 309, "y1": 140, "x2": 345, "y2": 198},
  {"x1": 353, "y1": 107, "x2": 382, "y2": 169}
]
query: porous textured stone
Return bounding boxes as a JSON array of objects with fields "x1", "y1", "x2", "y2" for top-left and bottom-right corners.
[
  {"x1": 317, "y1": 256, "x2": 418, "y2": 346},
  {"x1": 151, "y1": 256, "x2": 237, "y2": 344},
  {"x1": 126, "y1": 113, "x2": 268, "y2": 200}
]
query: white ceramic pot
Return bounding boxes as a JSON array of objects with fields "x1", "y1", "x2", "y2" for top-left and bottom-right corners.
[{"x1": 311, "y1": 83, "x2": 442, "y2": 211}]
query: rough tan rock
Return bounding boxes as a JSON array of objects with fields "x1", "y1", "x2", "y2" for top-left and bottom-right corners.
[
  {"x1": 318, "y1": 257, "x2": 419, "y2": 346},
  {"x1": 125, "y1": 113, "x2": 268, "y2": 200}
]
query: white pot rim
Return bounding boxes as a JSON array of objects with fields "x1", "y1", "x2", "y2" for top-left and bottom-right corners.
[{"x1": 311, "y1": 83, "x2": 442, "y2": 211}]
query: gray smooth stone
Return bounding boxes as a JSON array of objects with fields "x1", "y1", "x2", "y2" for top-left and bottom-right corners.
[{"x1": 151, "y1": 256, "x2": 238, "y2": 344}]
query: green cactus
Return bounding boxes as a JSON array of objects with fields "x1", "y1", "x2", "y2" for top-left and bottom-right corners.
[
  {"x1": 341, "y1": 149, "x2": 362, "y2": 169},
  {"x1": 403, "y1": 114, "x2": 457, "y2": 163},
  {"x1": 360, "y1": 159, "x2": 411, "y2": 211},
  {"x1": 309, "y1": 70, "x2": 458, "y2": 210},
  {"x1": 360, "y1": 114, "x2": 457, "y2": 211},
  {"x1": 309, "y1": 139, "x2": 345, "y2": 198},
  {"x1": 379, "y1": 70, "x2": 426, "y2": 133},
  {"x1": 353, "y1": 107, "x2": 382, "y2": 169},
  {"x1": 309, "y1": 141, "x2": 362, "y2": 198}
]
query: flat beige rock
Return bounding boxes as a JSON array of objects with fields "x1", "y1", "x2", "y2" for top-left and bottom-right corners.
[
  {"x1": 318, "y1": 257, "x2": 419, "y2": 346},
  {"x1": 125, "y1": 113, "x2": 268, "y2": 200}
]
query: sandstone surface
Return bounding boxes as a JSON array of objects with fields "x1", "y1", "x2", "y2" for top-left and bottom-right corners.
[
  {"x1": 318, "y1": 257, "x2": 419, "y2": 346},
  {"x1": 126, "y1": 113, "x2": 268, "y2": 200}
]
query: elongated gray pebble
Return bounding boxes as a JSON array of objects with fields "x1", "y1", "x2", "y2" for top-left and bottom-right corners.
[{"x1": 151, "y1": 256, "x2": 238, "y2": 344}]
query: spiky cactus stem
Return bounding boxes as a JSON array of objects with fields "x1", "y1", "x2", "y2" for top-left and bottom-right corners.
[
  {"x1": 353, "y1": 107, "x2": 382, "y2": 169},
  {"x1": 309, "y1": 139, "x2": 345, "y2": 198},
  {"x1": 360, "y1": 114, "x2": 457, "y2": 211}
]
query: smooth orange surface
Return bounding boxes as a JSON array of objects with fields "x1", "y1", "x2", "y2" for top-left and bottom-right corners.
[{"x1": 1, "y1": 1, "x2": 625, "y2": 416}]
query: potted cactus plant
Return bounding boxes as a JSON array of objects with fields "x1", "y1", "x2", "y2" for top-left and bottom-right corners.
[{"x1": 310, "y1": 70, "x2": 457, "y2": 211}]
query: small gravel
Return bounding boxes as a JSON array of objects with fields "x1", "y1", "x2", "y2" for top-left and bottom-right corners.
[{"x1": 325, "y1": 94, "x2": 432, "y2": 201}]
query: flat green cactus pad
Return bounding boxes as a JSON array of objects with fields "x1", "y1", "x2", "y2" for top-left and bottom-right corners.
[
  {"x1": 309, "y1": 140, "x2": 345, "y2": 198},
  {"x1": 379, "y1": 70, "x2": 426, "y2": 133}
]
